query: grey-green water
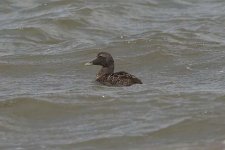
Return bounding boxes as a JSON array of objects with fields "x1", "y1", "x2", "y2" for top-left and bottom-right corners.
[{"x1": 1, "y1": 0, "x2": 225, "y2": 150}]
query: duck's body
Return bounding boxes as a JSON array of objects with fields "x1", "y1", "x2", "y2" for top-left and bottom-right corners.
[
  {"x1": 96, "y1": 71, "x2": 142, "y2": 86},
  {"x1": 85, "y1": 52, "x2": 142, "y2": 86}
]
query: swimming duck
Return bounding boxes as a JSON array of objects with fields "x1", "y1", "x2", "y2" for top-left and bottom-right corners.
[{"x1": 85, "y1": 52, "x2": 142, "y2": 86}]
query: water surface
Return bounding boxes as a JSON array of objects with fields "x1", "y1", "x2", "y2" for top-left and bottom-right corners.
[{"x1": 1, "y1": 0, "x2": 225, "y2": 150}]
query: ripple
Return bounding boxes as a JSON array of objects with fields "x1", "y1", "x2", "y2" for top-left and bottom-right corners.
[
  {"x1": 1, "y1": 0, "x2": 225, "y2": 149},
  {"x1": 0, "y1": 97, "x2": 90, "y2": 121}
]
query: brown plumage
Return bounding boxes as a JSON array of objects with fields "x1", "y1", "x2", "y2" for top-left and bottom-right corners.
[{"x1": 85, "y1": 52, "x2": 142, "y2": 86}]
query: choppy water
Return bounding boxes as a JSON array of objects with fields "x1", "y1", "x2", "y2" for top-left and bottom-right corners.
[{"x1": 1, "y1": 0, "x2": 225, "y2": 150}]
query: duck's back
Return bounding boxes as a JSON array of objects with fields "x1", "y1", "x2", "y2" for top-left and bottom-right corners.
[{"x1": 96, "y1": 71, "x2": 142, "y2": 86}]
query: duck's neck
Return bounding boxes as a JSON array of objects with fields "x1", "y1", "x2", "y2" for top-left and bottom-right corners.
[{"x1": 97, "y1": 65, "x2": 114, "y2": 78}]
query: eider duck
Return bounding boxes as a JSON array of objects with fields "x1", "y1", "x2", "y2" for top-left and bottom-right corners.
[{"x1": 85, "y1": 52, "x2": 142, "y2": 86}]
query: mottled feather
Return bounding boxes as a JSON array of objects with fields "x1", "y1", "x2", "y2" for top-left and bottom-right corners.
[{"x1": 96, "y1": 71, "x2": 142, "y2": 86}]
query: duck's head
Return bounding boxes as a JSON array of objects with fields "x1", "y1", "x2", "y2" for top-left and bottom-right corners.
[{"x1": 85, "y1": 52, "x2": 114, "y2": 67}]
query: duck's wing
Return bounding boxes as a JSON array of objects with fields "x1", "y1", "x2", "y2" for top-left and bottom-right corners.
[
  {"x1": 96, "y1": 71, "x2": 142, "y2": 86},
  {"x1": 114, "y1": 71, "x2": 142, "y2": 84}
]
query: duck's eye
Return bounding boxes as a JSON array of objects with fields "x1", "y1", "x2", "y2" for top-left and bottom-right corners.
[{"x1": 98, "y1": 55, "x2": 104, "y2": 58}]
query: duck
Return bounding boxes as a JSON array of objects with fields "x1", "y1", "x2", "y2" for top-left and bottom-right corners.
[{"x1": 85, "y1": 52, "x2": 142, "y2": 86}]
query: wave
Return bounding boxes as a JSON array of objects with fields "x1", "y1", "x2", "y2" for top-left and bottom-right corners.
[
  {"x1": 58, "y1": 117, "x2": 190, "y2": 148},
  {"x1": 0, "y1": 97, "x2": 87, "y2": 120},
  {"x1": 0, "y1": 27, "x2": 62, "y2": 45}
]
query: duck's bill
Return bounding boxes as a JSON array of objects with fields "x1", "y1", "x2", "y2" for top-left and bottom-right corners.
[{"x1": 84, "y1": 62, "x2": 93, "y2": 66}]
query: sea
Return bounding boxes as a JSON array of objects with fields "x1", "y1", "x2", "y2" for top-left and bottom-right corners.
[{"x1": 1, "y1": 0, "x2": 225, "y2": 150}]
